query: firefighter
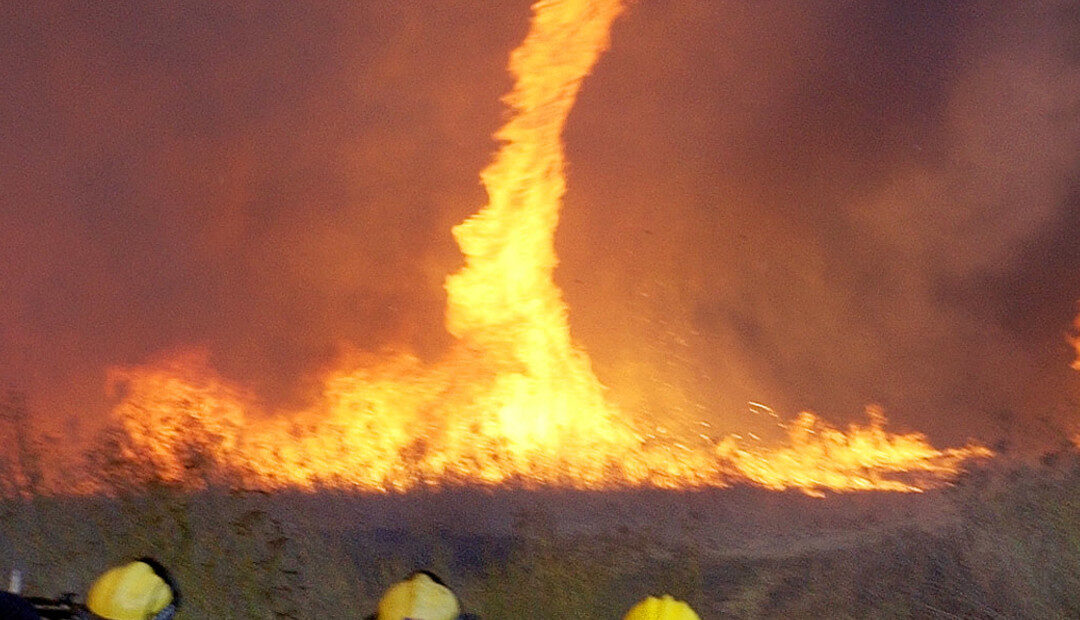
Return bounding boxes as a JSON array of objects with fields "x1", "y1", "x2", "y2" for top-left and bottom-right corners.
[
  {"x1": 623, "y1": 594, "x2": 701, "y2": 620},
  {"x1": 85, "y1": 558, "x2": 180, "y2": 620},
  {"x1": 366, "y1": 570, "x2": 477, "y2": 620},
  {"x1": 0, "y1": 590, "x2": 40, "y2": 620}
]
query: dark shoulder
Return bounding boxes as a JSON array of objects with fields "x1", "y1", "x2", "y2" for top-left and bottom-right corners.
[{"x1": 0, "y1": 591, "x2": 40, "y2": 620}]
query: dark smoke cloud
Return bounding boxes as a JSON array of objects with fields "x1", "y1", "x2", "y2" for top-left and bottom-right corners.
[
  {"x1": 1, "y1": 1, "x2": 1078, "y2": 449},
  {"x1": 561, "y1": 0, "x2": 1080, "y2": 446}
]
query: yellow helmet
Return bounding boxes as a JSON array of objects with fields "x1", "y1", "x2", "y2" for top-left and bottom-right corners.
[
  {"x1": 86, "y1": 558, "x2": 178, "y2": 620},
  {"x1": 623, "y1": 595, "x2": 701, "y2": 620},
  {"x1": 377, "y1": 571, "x2": 461, "y2": 620}
]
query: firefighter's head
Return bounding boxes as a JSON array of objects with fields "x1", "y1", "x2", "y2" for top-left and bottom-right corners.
[
  {"x1": 376, "y1": 571, "x2": 461, "y2": 620},
  {"x1": 623, "y1": 595, "x2": 701, "y2": 620},
  {"x1": 86, "y1": 558, "x2": 179, "y2": 620}
]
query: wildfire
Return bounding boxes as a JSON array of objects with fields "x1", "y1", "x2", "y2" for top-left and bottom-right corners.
[
  {"x1": 101, "y1": 0, "x2": 990, "y2": 496},
  {"x1": 715, "y1": 408, "x2": 991, "y2": 496}
]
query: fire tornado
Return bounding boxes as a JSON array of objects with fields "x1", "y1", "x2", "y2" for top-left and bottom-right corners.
[{"x1": 105, "y1": 0, "x2": 990, "y2": 495}]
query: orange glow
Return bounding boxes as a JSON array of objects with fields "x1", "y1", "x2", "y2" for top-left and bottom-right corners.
[
  {"x1": 1072, "y1": 310, "x2": 1080, "y2": 371},
  {"x1": 106, "y1": 351, "x2": 246, "y2": 487},
  {"x1": 101, "y1": 0, "x2": 990, "y2": 496},
  {"x1": 715, "y1": 408, "x2": 991, "y2": 497},
  {"x1": 1070, "y1": 310, "x2": 1080, "y2": 449}
]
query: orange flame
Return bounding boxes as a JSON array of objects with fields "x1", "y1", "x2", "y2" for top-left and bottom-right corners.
[
  {"x1": 1072, "y1": 310, "x2": 1080, "y2": 371},
  {"x1": 100, "y1": 0, "x2": 990, "y2": 496},
  {"x1": 715, "y1": 408, "x2": 991, "y2": 497}
]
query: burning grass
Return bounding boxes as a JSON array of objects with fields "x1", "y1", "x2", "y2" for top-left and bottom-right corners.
[{"x1": 97, "y1": 356, "x2": 990, "y2": 496}]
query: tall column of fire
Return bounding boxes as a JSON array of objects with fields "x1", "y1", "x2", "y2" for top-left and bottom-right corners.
[{"x1": 444, "y1": 0, "x2": 637, "y2": 465}]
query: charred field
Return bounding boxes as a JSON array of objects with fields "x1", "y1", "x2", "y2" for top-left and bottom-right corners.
[{"x1": 4, "y1": 459, "x2": 1080, "y2": 618}]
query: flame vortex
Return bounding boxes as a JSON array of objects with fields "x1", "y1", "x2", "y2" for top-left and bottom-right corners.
[{"x1": 103, "y1": 0, "x2": 989, "y2": 495}]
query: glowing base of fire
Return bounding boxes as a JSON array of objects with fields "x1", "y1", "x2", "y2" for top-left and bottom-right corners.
[{"x1": 104, "y1": 352, "x2": 990, "y2": 497}]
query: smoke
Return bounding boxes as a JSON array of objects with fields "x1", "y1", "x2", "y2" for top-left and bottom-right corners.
[
  {"x1": 2, "y1": 1, "x2": 1078, "y2": 448},
  {"x1": 560, "y1": 0, "x2": 1080, "y2": 445},
  {"x1": 0, "y1": 1, "x2": 528, "y2": 420}
]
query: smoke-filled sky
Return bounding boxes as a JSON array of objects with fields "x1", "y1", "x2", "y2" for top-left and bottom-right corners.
[{"x1": 2, "y1": 1, "x2": 1079, "y2": 449}]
